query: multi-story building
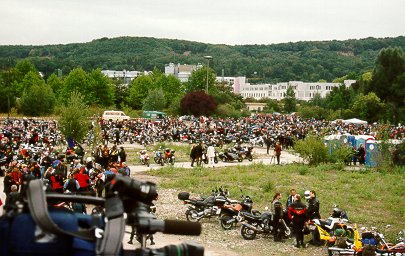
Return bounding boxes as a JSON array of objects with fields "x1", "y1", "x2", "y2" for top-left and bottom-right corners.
[
  {"x1": 164, "y1": 63, "x2": 201, "y2": 82},
  {"x1": 238, "y1": 79, "x2": 356, "y2": 101},
  {"x1": 101, "y1": 70, "x2": 150, "y2": 85}
]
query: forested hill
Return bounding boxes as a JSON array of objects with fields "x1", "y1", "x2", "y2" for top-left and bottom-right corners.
[{"x1": 1, "y1": 36, "x2": 405, "y2": 82}]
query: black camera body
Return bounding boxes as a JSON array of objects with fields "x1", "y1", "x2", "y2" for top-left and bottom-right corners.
[{"x1": 0, "y1": 175, "x2": 203, "y2": 256}]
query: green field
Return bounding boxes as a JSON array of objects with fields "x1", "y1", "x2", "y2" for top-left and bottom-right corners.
[{"x1": 150, "y1": 163, "x2": 405, "y2": 240}]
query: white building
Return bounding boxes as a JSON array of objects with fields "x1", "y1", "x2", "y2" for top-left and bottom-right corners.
[
  {"x1": 101, "y1": 70, "x2": 150, "y2": 85},
  {"x1": 238, "y1": 79, "x2": 356, "y2": 101},
  {"x1": 165, "y1": 63, "x2": 201, "y2": 82}
]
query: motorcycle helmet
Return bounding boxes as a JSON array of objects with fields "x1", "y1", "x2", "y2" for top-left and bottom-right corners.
[{"x1": 304, "y1": 190, "x2": 311, "y2": 200}]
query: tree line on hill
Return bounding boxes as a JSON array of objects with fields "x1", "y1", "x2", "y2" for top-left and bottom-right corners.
[
  {"x1": 0, "y1": 37, "x2": 403, "y2": 124},
  {"x1": 1, "y1": 36, "x2": 405, "y2": 83}
]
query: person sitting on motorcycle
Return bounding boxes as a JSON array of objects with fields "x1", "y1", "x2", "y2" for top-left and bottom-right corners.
[{"x1": 164, "y1": 148, "x2": 172, "y2": 160}]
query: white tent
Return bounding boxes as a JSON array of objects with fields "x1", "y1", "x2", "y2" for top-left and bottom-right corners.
[{"x1": 342, "y1": 118, "x2": 368, "y2": 125}]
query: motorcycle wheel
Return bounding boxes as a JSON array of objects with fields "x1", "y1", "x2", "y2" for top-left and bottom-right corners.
[
  {"x1": 220, "y1": 214, "x2": 234, "y2": 230},
  {"x1": 248, "y1": 156, "x2": 253, "y2": 161},
  {"x1": 240, "y1": 225, "x2": 257, "y2": 240},
  {"x1": 160, "y1": 159, "x2": 164, "y2": 166},
  {"x1": 154, "y1": 157, "x2": 159, "y2": 164},
  {"x1": 170, "y1": 158, "x2": 175, "y2": 165},
  {"x1": 259, "y1": 142, "x2": 263, "y2": 147},
  {"x1": 214, "y1": 158, "x2": 218, "y2": 164},
  {"x1": 238, "y1": 157, "x2": 243, "y2": 162},
  {"x1": 146, "y1": 160, "x2": 150, "y2": 167},
  {"x1": 203, "y1": 159, "x2": 208, "y2": 164},
  {"x1": 185, "y1": 209, "x2": 200, "y2": 222}
]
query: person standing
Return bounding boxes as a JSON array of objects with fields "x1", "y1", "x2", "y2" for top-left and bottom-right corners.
[
  {"x1": 271, "y1": 192, "x2": 284, "y2": 242},
  {"x1": 206, "y1": 143, "x2": 216, "y2": 168},
  {"x1": 306, "y1": 190, "x2": 321, "y2": 220},
  {"x1": 265, "y1": 135, "x2": 272, "y2": 154},
  {"x1": 274, "y1": 142, "x2": 282, "y2": 165},
  {"x1": 286, "y1": 188, "x2": 297, "y2": 208},
  {"x1": 357, "y1": 144, "x2": 366, "y2": 165},
  {"x1": 288, "y1": 194, "x2": 308, "y2": 248}
]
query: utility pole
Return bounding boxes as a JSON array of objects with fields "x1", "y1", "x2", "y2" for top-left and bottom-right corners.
[
  {"x1": 204, "y1": 56, "x2": 213, "y2": 94},
  {"x1": 7, "y1": 58, "x2": 11, "y2": 119}
]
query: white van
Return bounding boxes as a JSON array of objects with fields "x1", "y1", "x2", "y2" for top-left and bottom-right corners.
[{"x1": 102, "y1": 110, "x2": 130, "y2": 121}]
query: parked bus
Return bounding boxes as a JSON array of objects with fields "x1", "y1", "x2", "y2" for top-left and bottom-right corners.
[{"x1": 142, "y1": 111, "x2": 166, "y2": 120}]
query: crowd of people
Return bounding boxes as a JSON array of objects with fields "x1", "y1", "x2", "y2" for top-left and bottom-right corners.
[
  {"x1": 0, "y1": 114, "x2": 403, "y2": 211},
  {"x1": 272, "y1": 188, "x2": 321, "y2": 248}
]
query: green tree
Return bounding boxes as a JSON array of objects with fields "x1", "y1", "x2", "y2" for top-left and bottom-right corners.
[
  {"x1": 351, "y1": 92, "x2": 386, "y2": 123},
  {"x1": 185, "y1": 66, "x2": 216, "y2": 93},
  {"x1": 47, "y1": 73, "x2": 64, "y2": 96},
  {"x1": 264, "y1": 99, "x2": 281, "y2": 113},
  {"x1": 89, "y1": 69, "x2": 115, "y2": 107},
  {"x1": 60, "y1": 68, "x2": 93, "y2": 104},
  {"x1": 58, "y1": 91, "x2": 90, "y2": 143},
  {"x1": 13, "y1": 60, "x2": 37, "y2": 96},
  {"x1": 283, "y1": 85, "x2": 297, "y2": 113},
  {"x1": 325, "y1": 85, "x2": 355, "y2": 111},
  {"x1": 294, "y1": 135, "x2": 329, "y2": 166},
  {"x1": 126, "y1": 75, "x2": 153, "y2": 109},
  {"x1": 19, "y1": 83, "x2": 56, "y2": 116},
  {"x1": 368, "y1": 47, "x2": 405, "y2": 123},
  {"x1": 142, "y1": 88, "x2": 166, "y2": 111}
]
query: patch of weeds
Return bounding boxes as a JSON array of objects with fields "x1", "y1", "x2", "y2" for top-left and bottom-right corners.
[
  {"x1": 299, "y1": 165, "x2": 309, "y2": 175},
  {"x1": 261, "y1": 181, "x2": 273, "y2": 193}
]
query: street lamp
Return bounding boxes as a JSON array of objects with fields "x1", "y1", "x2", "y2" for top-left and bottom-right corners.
[{"x1": 204, "y1": 56, "x2": 213, "y2": 94}]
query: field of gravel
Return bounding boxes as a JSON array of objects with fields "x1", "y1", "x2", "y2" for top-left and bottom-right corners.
[{"x1": 130, "y1": 173, "x2": 329, "y2": 256}]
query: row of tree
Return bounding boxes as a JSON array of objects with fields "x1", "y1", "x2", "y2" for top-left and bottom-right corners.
[
  {"x1": 0, "y1": 46, "x2": 403, "y2": 123},
  {"x1": 1, "y1": 36, "x2": 405, "y2": 83},
  {"x1": 0, "y1": 59, "x2": 247, "y2": 117}
]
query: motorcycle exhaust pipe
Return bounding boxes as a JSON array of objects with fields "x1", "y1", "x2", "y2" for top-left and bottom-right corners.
[{"x1": 242, "y1": 223, "x2": 261, "y2": 233}]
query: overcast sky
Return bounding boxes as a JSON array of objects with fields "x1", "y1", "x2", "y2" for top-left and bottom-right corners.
[{"x1": 1, "y1": 0, "x2": 404, "y2": 46}]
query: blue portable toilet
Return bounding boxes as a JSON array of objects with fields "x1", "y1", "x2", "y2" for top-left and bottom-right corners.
[
  {"x1": 365, "y1": 139, "x2": 379, "y2": 167},
  {"x1": 346, "y1": 135, "x2": 356, "y2": 147}
]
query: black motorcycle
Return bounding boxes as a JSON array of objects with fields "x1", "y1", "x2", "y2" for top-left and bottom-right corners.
[
  {"x1": 178, "y1": 189, "x2": 228, "y2": 222},
  {"x1": 219, "y1": 194, "x2": 260, "y2": 230},
  {"x1": 153, "y1": 148, "x2": 164, "y2": 166},
  {"x1": 218, "y1": 148, "x2": 243, "y2": 162},
  {"x1": 240, "y1": 208, "x2": 291, "y2": 240},
  {"x1": 240, "y1": 146, "x2": 253, "y2": 161}
]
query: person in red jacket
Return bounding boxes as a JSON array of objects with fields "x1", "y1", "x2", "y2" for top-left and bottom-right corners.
[
  {"x1": 288, "y1": 194, "x2": 308, "y2": 248},
  {"x1": 74, "y1": 167, "x2": 90, "y2": 193}
]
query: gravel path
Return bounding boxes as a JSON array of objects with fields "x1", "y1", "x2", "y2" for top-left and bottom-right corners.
[{"x1": 125, "y1": 173, "x2": 328, "y2": 256}]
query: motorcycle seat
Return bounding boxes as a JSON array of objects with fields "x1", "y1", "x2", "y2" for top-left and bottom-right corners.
[
  {"x1": 242, "y1": 212, "x2": 261, "y2": 220},
  {"x1": 318, "y1": 219, "x2": 330, "y2": 227}
]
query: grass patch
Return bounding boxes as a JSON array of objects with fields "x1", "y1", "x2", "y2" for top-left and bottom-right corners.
[{"x1": 152, "y1": 163, "x2": 405, "y2": 238}]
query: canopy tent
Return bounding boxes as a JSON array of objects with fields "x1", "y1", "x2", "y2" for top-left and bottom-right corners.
[{"x1": 342, "y1": 118, "x2": 368, "y2": 125}]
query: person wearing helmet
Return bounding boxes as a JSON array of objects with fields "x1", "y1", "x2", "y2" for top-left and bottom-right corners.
[{"x1": 306, "y1": 190, "x2": 321, "y2": 220}]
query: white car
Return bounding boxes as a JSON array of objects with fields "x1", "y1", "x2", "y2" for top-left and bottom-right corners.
[{"x1": 102, "y1": 110, "x2": 130, "y2": 121}]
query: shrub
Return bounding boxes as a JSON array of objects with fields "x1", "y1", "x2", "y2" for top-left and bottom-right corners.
[{"x1": 294, "y1": 135, "x2": 328, "y2": 166}]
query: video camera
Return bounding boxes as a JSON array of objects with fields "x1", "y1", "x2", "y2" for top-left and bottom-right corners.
[{"x1": 0, "y1": 175, "x2": 204, "y2": 256}]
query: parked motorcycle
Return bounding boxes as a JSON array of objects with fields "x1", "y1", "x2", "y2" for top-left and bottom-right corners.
[
  {"x1": 218, "y1": 148, "x2": 243, "y2": 162},
  {"x1": 219, "y1": 193, "x2": 260, "y2": 230},
  {"x1": 139, "y1": 150, "x2": 150, "y2": 167},
  {"x1": 153, "y1": 148, "x2": 165, "y2": 166},
  {"x1": 239, "y1": 146, "x2": 253, "y2": 161},
  {"x1": 240, "y1": 207, "x2": 291, "y2": 240},
  {"x1": 164, "y1": 148, "x2": 175, "y2": 165},
  {"x1": 178, "y1": 188, "x2": 229, "y2": 222},
  {"x1": 308, "y1": 205, "x2": 354, "y2": 246}
]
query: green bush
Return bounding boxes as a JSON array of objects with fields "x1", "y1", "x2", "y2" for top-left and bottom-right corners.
[{"x1": 294, "y1": 135, "x2": 329, "y2": 166}]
